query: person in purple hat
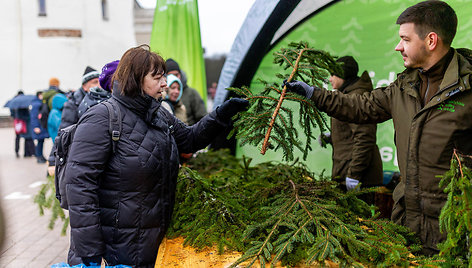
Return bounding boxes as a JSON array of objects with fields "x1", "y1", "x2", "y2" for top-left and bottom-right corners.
[
  {"x1": 48, "y1": 63, "x2": 116, "y2": 176},
  {"x1": 75, "y1": 60, "x2": 119, "y2": 118},
  {"x1": 99, "y1": 60, "x2": 119, "y2": 92}
]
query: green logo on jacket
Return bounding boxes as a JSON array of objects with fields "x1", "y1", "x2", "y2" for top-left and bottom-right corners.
[{"x1": 437, "y1": 100, "x2": 465, "y2": 113}]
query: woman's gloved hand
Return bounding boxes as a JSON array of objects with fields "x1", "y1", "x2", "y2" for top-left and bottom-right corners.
[{"x1": 216, "y1": 98, "x2": 250, "y2": 121}]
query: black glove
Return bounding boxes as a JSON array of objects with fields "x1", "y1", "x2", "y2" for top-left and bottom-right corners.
[
  {"x1": 82, "y1": 256, "x2": 102, "y2": 266},
  {"x1": 283, "y1": 80, "x2": 318, "y2": 99},
  {"x1": 216, "y1": 98, "x2": 250, "y2": 121}
]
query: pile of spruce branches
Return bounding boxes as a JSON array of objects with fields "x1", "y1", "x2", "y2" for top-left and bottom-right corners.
[{"x1": 167, "y1": 150, "x2": 441, "y2": 267}]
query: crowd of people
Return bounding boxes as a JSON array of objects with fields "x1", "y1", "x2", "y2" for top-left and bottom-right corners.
[
  {"x1": 5, "y1": 0, "x2": 472, "y2": 267},
  {"x1": 7, "y1": 45, "x2": 247, "y2": 267},
  {"x1": 8, "y1": 57, "x2": 217, "y2": 168}
]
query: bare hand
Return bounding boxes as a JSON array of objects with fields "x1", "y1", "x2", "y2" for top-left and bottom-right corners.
[{"x1": 47, "y1": 166, "x2": 55, "y2": 176}]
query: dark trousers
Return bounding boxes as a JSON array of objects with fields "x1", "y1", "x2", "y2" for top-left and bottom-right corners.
[
  {"x1": 35, "y1": 139, "x2": 44, "y2": 158},
  {"x1": 24, "y1": 138, "x2": 35, "y2": 157},
  {"x1": 15, "y1": 134, "x2": 20, "y2": 154}
]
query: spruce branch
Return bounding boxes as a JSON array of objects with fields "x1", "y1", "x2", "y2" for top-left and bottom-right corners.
[
  {"x1": 437, "y1": 149, "x2": 472, "y2": 267},
  {"x1": 33, "y1": 175, "x2": 69, "y2": 235},
  {"x1": 228, "y1": 41, "x2": 342, "y2": 161}
]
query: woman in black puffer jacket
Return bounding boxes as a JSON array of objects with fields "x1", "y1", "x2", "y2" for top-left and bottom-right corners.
[{"x1": 65, "y1": 45, "x2": 248, "y2": 267}]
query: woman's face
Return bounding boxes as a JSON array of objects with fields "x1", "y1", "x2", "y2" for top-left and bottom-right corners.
[
  {"x1": 142, "y1": 71, "x2": 167, "y2": 99},
  {"x1": 168, "y1": 81, "x2": 181, "y2": 102}
]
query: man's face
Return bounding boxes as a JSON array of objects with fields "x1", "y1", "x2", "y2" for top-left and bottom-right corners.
[
  {"x1": 395, "y1": 23, "x2": 429, "y2": 69},
  {"x1": 83, "y1": 78, "x2": 100, "y2": 92},
  {"x1": 167, "y1": 70, "x2": 181, "y2": 79},
  {"x1": 329, "y1": 75, "x2": 344, "y2": 90}
]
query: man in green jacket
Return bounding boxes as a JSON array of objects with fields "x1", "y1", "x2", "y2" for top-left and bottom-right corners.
[
  {"x1": 327, "y1": 56, "x2": 383, "y2": 194},
  {"x1": 285, "y1": 0, "x2": 472, "y2": 254}
]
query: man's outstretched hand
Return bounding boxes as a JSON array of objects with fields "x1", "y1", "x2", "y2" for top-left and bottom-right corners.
[{"x1": 283, "y1": 80, "x2": 320, "y2": 99}]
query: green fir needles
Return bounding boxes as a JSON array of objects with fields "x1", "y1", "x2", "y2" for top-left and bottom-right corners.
[
  {"x1": 228, "y1": 42, "x2": 342, "y2": 161},
  {"x1": 168, "y1": 150, "x2": 427, "y2": 267},
  {"x1": 437, "y1": 149, "x2": 472, "y2": 267},
  {"x1": 34, "y1": 175, "x2": 69, "y2": 235},
  {"x1": 231, "y1": 181, "x2": 421, "y2": 268}
]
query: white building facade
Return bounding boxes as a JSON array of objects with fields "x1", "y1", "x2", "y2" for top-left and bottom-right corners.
[{"x1": 0, "y1": 0, "x2": 137, "y2": 115}]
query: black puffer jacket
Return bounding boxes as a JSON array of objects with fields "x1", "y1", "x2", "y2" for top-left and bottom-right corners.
[
  {"x1": 77, "y1": 87, "x2": 111, "y2": 119},
  {"x1": 59, "y1": 87, "x2": 86, "y2": 129},
  {"x1": 66, "y1": 89, "x2": 228, "y2": 267}
]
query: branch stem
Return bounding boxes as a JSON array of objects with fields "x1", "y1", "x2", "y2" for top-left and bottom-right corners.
[{"x1": 261, "y1": 45, "x2": 307, "y2": 155}]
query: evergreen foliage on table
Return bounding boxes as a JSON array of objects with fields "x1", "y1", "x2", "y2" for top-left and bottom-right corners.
[
  {"x1": 437, "y1": 150, "x2": 472, "y2": 267},
  {"x1": 168, "y1": 150, "x2": 435, "y2": 267},
  {"x1": 34, "y1": 175, "x2": 69, "y2": 235},
  {"x1": 227, "y1": 42, "x2": 342, "y2": 161}
]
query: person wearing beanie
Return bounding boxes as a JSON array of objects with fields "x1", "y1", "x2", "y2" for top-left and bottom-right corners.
[
  {"x1": 163, "y1": 74, "x2": 187, "y2": 124},
  {"x1": 47, "y1": 66, "x2": 101, "y2": 175},
  {"x1": 325, "y1": 55, "x2": 383, "y2": 196},
  {"x1": 165, "y1": 58, "x2": 207, "y2": 125},
  {"x1": 59, "y1": 66, "x2": 100, "y2": 130},
  {"x1": 99, "y1": 60, "x2": 119, "y2": 92},
  {"x1": 49, "y1": 77, "x2": 60, "y2": 88}
]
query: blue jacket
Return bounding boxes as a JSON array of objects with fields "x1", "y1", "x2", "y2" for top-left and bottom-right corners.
[
  {"x1": 47, "y1": 94, "x2": 68, "y2": 142},
  {"x1": 30, "y1": 98, "x2": 50, "y2": 140}
]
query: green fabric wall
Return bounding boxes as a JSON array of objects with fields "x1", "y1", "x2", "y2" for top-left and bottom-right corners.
[{"x1": 238, "y1": 0, "x2": 472, "y2": 175}]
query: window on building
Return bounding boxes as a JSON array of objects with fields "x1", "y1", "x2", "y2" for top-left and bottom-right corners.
[
  {"x1": 38, "y1": 0, "x2": 46, "y2": 16},
  {"x1": 102, "y1": 0, "x2": 109, "y2": 21}
]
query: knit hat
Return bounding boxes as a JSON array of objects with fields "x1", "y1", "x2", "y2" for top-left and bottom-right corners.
[
  {"x1": 99, "y1": 60, "x2": 119, "y2": 92},
  {"x1": 165, "y1": 58, "x2": 180, "y2": 73},
  {"x1": 166, "y1": 74, "x2": 183, "y2": 102},
  {"x1": 49, "y1": 77, "x2": 60, "y2": 87},
  {"x1": 335, "y1": 56, "x2": 359, "y2": 80},
  {"x1": 82, "y1": 66, "x2": 100, "y2": 85}
]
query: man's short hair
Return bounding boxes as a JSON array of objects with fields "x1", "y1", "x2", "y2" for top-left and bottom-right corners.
[{"x1": 396, "y1": 0, "x2": 457, "y2": 46}]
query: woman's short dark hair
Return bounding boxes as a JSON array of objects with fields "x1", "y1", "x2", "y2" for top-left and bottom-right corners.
[
  {"x1": 112, "y1": 44, "x2": 166, "y2": 97},
  {"x1": 396, "y1": 0, "x2": 457, "y2": 46}
]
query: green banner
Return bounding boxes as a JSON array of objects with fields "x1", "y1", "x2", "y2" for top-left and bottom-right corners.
[
  {"x1": 238, "y1": 0, "x2": 472, "y2": 175},
  {"x1": 150, "y1": 0, "x2": 207, "y2": 101}
]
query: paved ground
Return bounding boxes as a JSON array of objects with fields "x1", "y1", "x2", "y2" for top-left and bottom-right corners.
[{"x1": 0, "y1": 128, "x2": 69, "y2": 267}]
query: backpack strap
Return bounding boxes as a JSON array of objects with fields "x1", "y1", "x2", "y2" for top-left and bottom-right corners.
[{"x1": 103, "y1": 99, "x2": 122, "y2": 153}]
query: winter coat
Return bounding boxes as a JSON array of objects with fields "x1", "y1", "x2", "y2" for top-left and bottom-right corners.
[
  {"x1": 65, "y1": 88, "x2": 228, "y2": 267},
  {"x1": 180, "y1": 81, "x2": 207, "y2": 125},
  {"x1": 47, "y1": 93, "x2": 68, "y2": 141},
  {"x1": 330, "y1": 71, "x2": 383, "y2": 187},
  {"x1": 59, "y1": 87, "x2": 86, "y2": 130},
  {"x1": 163, "y1": 99, "x2": 188, "y2": 124},
  {"x1": 77, "y1": 87, "x2": 111, "y2": 119},
  {"x1": 43, "y1": 86, "x2": 63, "y2": 110},
  {"x1": 29, "y1": 98, "x2": 49, "y2": 140},
  {"x1": 310, "y1": 48, "x2": 472, "y2": 252}
]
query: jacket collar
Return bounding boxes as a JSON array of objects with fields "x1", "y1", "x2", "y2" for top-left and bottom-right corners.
[
  {"x1": 342, "y1": 71, "x2": 372, "y2": 94},
  {"x1": 112, "y1": 82, "x2": 161, "y2": 122},
  {"x1": 401, "y1": 48, "x2": 472, "y2": 100}
]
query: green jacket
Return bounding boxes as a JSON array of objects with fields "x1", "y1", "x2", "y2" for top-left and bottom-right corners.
[
  {"x1": 311, "y1": 48, "x2": 472, "y2": 252},
  {"x1": 330, "y1": 71, "x2": 383, "y2": 187}
]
